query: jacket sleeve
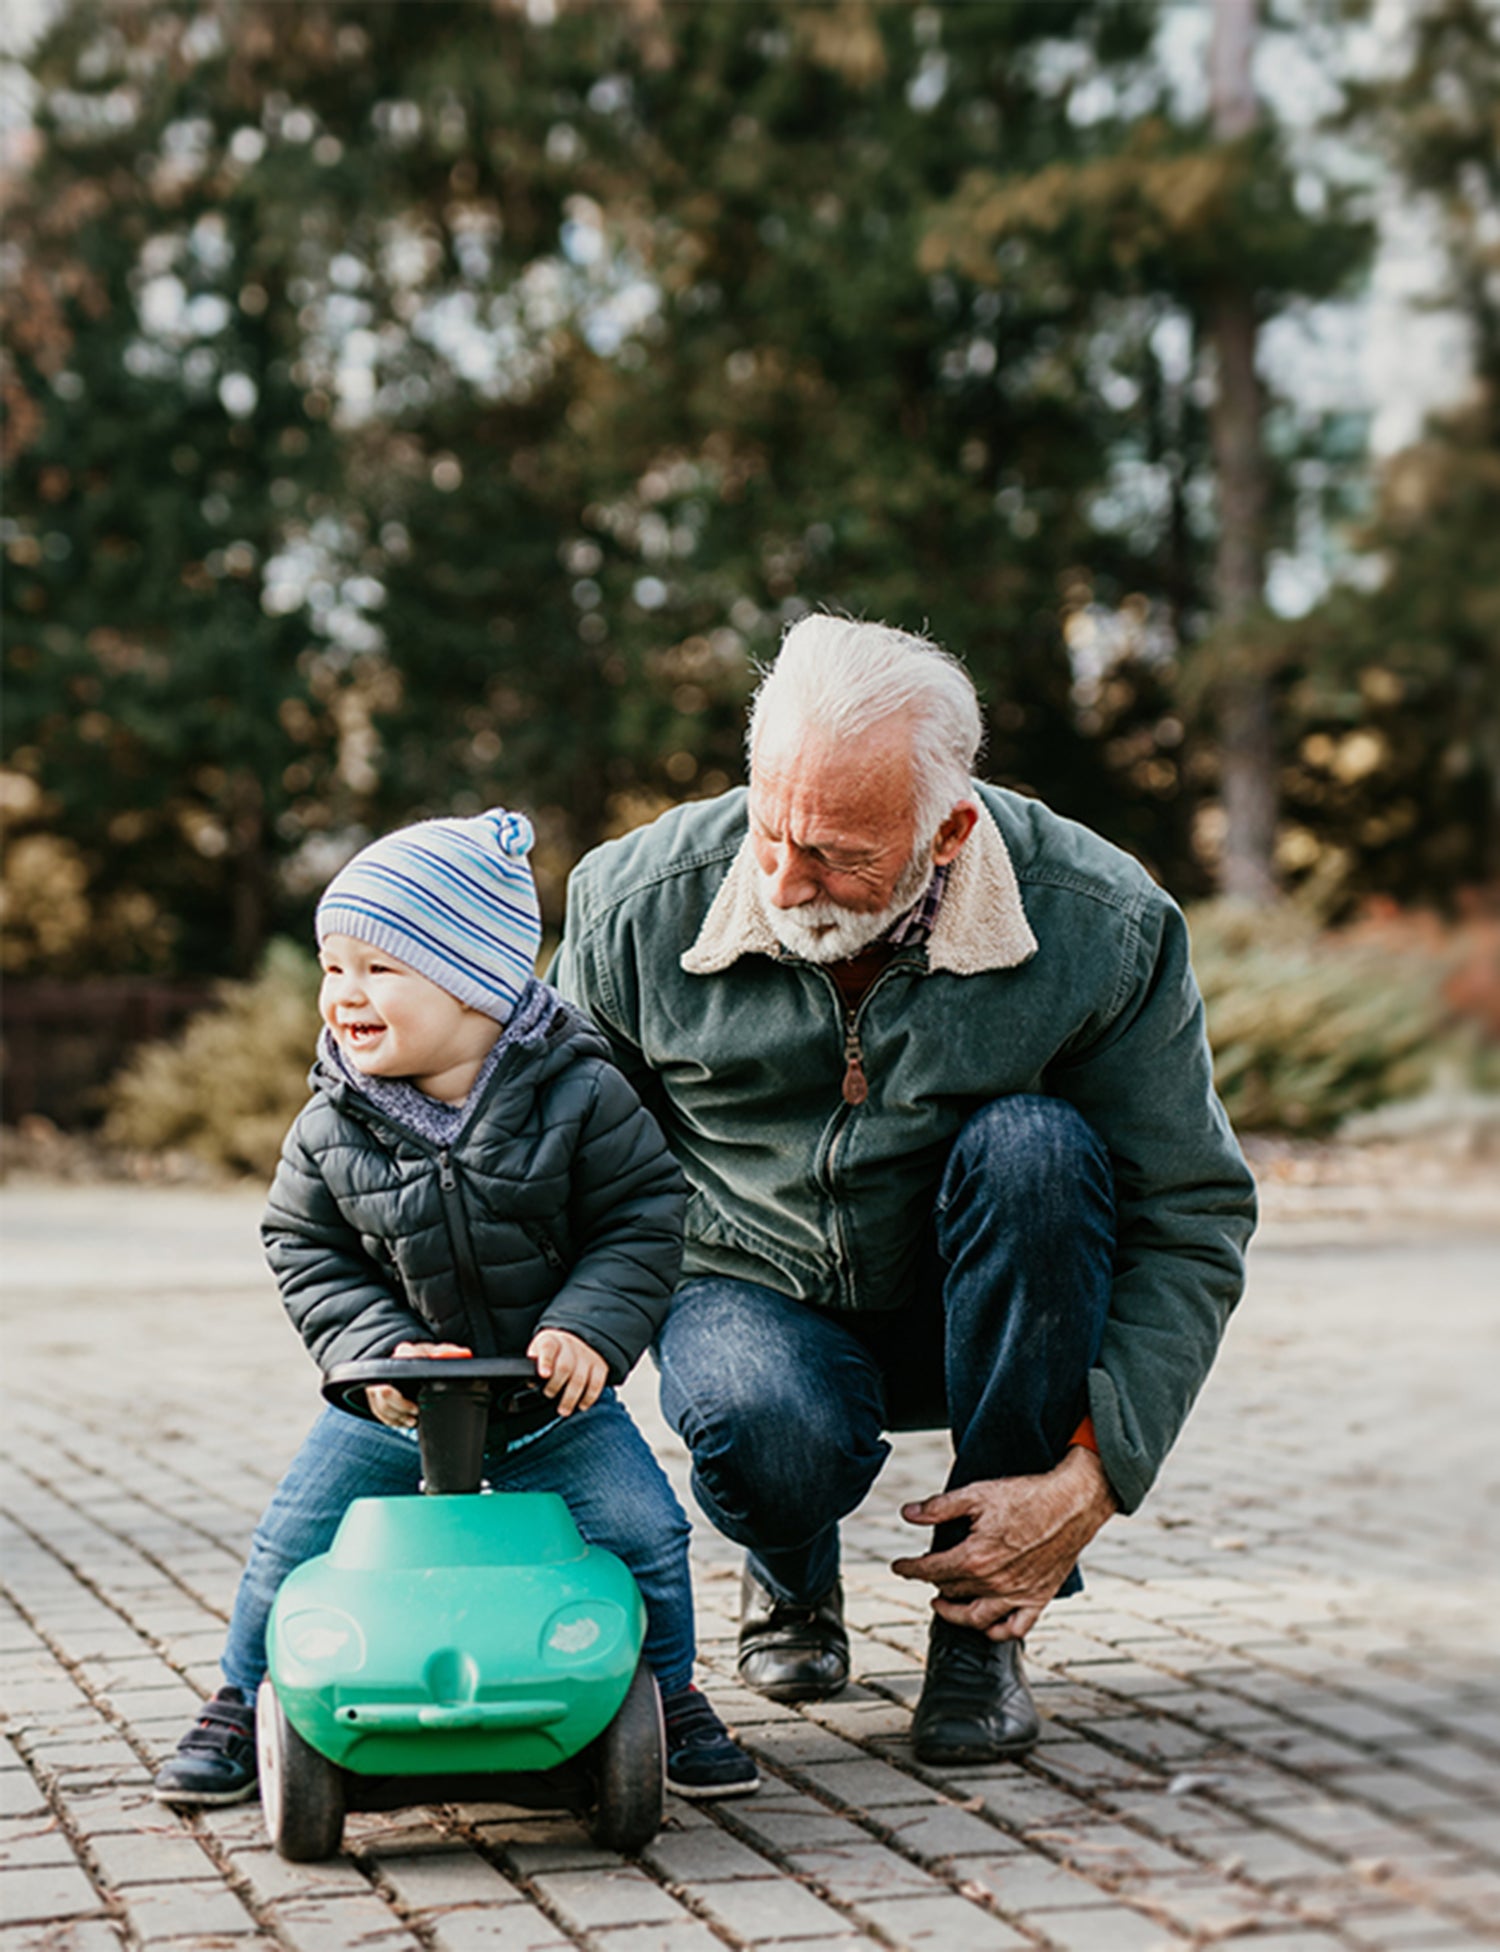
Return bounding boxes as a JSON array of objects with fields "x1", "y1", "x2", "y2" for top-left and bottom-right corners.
[
  {"x1": 1046, "y1": 893, "x2": 1257, "y2": 1514},
  {"x1": 549, "y1": 862, "x2": 669, "y2": 1122},
  {"x1": 533, "y1": 1060, "x2": 685, "y2": 1384},
  {"x1": 261, "y1": 1113, "x2": 431, "y2": 1374}
]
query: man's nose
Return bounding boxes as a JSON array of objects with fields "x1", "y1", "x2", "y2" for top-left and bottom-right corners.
[{"x1": 765, "y1": 844, "x2": 820, "y2": 908}]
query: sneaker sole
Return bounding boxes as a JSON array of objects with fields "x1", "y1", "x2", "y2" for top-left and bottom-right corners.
[
  {"x1": 667, "y1": 1772, "x2": 762, "y2": 1800},
  {"x1": 152, "y1": 1782, "x2": 260, "y2": 1808}
]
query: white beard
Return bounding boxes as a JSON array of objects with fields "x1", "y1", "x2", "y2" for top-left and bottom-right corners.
[{"x1": 758, "y1": 848, "x2": 934, "y2": 963}]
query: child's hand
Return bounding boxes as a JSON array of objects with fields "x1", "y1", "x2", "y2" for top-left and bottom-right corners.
[
  {"x1": 528, "y1": 1328, "x2": 608, "y2": 1417},
  {"x1": 367, "y1": 1341, "x2": 473, "y2": 1429}
]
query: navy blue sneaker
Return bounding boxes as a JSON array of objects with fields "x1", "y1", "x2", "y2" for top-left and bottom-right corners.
[
  {"x1": 661, "y1": 1685, "x2": 759, "y2": 1799},
  {"x1": 152, "y1": 1686, "x2": 258, "y2": 1806}
]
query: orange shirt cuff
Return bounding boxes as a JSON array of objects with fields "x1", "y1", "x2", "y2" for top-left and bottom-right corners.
[{"x1": 1068, "y1": 1414, "x2": 1099, "y2": 1455}]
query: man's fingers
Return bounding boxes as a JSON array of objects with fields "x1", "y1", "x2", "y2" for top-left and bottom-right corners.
[
  {"x1": 932, "y1": 1593, "x2": 1022, "y2": 1634},
  {"x1": 990, "y1": 1604, "x2": 1042, "y2": 1641},
  {"x1": 900, "y1": 1489, "x2": 979, "y2": 1527},
  {"x1": 931, "y1": 1590, "x2": 1049, "y2": 1638},
  {"x1": 890, "y1": 1545, "x2": 975, "y2": 1584}
]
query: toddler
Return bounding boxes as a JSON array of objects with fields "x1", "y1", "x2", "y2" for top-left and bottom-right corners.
[{"x1": 152, "y1": 808, "x2": 757, "y2": 1807}]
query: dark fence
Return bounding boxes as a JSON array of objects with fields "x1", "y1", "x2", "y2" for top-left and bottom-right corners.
[{"x1": 1, "y1": 979, "x2": 216, "y2": 1128}]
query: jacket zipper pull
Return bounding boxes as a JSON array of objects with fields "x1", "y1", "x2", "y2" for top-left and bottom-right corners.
[
  {"x1": 438, "y1": 1150, "x2": 456, "y2": 1191},
  {"x1": 841, "y1": 1023, "x2": 869, "y2": 1106}
]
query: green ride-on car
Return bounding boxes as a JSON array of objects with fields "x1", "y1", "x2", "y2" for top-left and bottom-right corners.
[{"x1": 256, "y1": 1356, "x2": 665, "y2": 1861}]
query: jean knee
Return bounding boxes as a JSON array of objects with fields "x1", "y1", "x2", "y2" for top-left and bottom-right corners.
[
  {"x1": 658, "y1": 1280, "x2": 890, "y2": 1544},
  {"x1": 665, "y1": 1334, "x2": 863, "y2": 1488},
  {"x1": 942, "y1": 1094, "x2": 1113, "y2": 1228}
]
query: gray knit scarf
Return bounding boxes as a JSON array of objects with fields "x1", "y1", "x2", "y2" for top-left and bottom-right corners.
[{"x1": 318, "y1": 976, "x2": 558, "y2": 1145}]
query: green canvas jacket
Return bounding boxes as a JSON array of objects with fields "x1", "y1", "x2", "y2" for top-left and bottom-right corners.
[{"x1": 551, "y1": 784, "x2": 1256, "y2": 1515}]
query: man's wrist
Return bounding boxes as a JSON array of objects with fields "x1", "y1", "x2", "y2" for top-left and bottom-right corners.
[{"x1": 1061, "y1": 1439, "x2": 1120, "y2": 1520}]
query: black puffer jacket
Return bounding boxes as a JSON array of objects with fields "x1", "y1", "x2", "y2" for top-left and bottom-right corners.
[{"x1": 261, "y1": 991, "x2": 685, "y2": 1384}]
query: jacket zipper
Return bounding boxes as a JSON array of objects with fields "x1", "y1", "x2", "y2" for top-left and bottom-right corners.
[
  {"x1": 827, "y1": 955, "x2": 917, "y2": 1113},
  {"x1": 840, "y1": 1018, "x2": 869, "y2": 1105},
  {"x1": 521, "y1": 1220, "x2": 567, "y2": 1273},
  {"x1": 435, "y1": 1148, "x2": 496, "y2": 1356},
  {"x1": 334, "y1": 1094, "x2": 500, "y2": 1355},
  {"x1": 809, "y1": 957, "x2": 919, "y2": 1300}
]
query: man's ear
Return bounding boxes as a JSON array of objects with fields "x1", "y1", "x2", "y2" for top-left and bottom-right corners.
[{"x1": 932, "y1": 800, "x2": 980, "y2": 866}]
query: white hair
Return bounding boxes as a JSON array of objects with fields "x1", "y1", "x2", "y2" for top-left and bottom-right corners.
[{"x1": 747, "y1": 612, "x2": 984, "y2": 842}]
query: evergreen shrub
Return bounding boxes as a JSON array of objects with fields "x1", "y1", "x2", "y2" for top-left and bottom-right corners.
[
  {"x1": 101, "y1": 940, "x2": 319, "y2": 1178},
  {"x1": 1188, "y1": 900, "x2": 1495, "y2": 1134}
]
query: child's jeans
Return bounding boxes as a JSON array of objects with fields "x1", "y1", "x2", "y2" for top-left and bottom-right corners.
[{"x1": 220, "y1": 1390, "x2": 695, "y2": 1697}]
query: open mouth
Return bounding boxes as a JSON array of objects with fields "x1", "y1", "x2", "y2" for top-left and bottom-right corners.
[{"x1": 339, "y1": 1021, "x2": 386, "y2": 1046}]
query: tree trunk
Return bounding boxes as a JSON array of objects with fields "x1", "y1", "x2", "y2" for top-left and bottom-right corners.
[{"x1": 1209, "y1": 0, "x2": 1278, "y2": 904}]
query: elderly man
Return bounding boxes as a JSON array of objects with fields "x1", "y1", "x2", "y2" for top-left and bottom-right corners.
[{"x1": 552, "y1": 614, "x2": 1255, "y2": 1763}]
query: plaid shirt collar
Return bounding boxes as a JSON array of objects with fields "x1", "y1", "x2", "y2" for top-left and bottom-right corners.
[{"x1": 880, "y1": 861, "x2": 950, "y2": 948}]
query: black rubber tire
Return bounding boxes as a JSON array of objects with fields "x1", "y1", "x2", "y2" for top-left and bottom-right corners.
[
  {"x1": 256, "y1": 1680, "x2": 346, "y2": 1861},
  {"x1": 587, "y1": 1657, "x2": 664, "y2": 1853}
]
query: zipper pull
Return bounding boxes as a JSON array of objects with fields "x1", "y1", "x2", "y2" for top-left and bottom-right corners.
[
  {"x1": 841, "y1": 1024, "x2": 869, "y2": 1106},
  {"x1": 438, "y1": 1150, "x2": 456, "y2": 1191}
]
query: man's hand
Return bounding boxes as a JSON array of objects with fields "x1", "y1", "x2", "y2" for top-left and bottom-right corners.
[
  {"x1": 366, "y1": 1341, "x2": 473, "y2": 1429},
  {"x1": 891, "y1": 1448, "x2": 1118, "y2": 1640},
  {"x1": 528, "y1": 1328, "x2": 609, "y2": 1417}
]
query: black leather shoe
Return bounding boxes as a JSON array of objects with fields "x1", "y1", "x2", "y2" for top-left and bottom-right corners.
[
  {"x1": 911, "y1": 1618, "x2": 1040, "y2": 1764},
  {"x1": 738, "y1": 1564, "x2": 849, "y2": 1702}
]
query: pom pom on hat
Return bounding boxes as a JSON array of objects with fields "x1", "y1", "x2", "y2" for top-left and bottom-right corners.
[{"x1": 317, "y1": 808, "x2": 542, "y2": 1022}]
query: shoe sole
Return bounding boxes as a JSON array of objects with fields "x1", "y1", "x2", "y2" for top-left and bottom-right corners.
[
  {"x1": 913, "y1": 1734, "x2": 1038, "y2": 1765},
  {"x1": 152, "y1": 1782, "x2": 260, "y2": 1807},
  {"x1": 736, "y1": 1663, "x2": 850, "y2": 1704},
  {"x1": 668, "y1": 1772, "x2": 762, "y2": 1800}
]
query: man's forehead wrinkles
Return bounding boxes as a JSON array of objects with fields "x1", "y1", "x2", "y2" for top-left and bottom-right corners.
[{"x1": 747, "y1": 798, "x2": 885, "y2": 861}]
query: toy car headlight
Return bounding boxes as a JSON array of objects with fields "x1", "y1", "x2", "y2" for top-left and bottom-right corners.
[
  {"x1": 540, "y1": 1600, "x2": 629, "y2": 1667},
  {"x1": 278, "y1": 1607, "x2": 367, "y2": 1672}
]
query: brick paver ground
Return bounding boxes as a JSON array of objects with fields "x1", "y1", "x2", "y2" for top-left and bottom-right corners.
[{"x1": 2, "y1": 1169, "x2": 1498, "y2": 1952}]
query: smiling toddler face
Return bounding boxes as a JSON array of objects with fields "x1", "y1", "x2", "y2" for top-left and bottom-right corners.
[{"x1": 317, "y1": 933, "x2": 499, "y2": 1097}]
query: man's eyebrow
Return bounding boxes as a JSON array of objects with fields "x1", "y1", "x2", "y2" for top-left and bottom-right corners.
[{"x1": 750, "y1": 814, "x2": 874, "y2": 866}]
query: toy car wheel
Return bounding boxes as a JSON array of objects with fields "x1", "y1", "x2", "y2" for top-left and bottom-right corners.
[
  {"x1": 257, "y1": 1679, "x2": 345, "y2": 1861},
  {"x1": 587, "y1": 1656, "x2": 664, "y2": 1853}
]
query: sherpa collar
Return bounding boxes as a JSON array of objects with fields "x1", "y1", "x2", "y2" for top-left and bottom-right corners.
[{"x1": 680, "y1": 793, "x2": 1038, "y2": 977}]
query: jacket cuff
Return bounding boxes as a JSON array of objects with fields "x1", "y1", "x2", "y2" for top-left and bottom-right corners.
[{"x1": 1085, "y1": 1371, "x2": 1156, "y2": 1516}]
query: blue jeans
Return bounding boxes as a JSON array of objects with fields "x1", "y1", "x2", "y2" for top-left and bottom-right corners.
[
  {"x1": 221, "y1": 1392, "x2": 695, "y2": 1697},
  {"x1": 656, "y1": 1095, "x2": 1115, "y2": 1605}
]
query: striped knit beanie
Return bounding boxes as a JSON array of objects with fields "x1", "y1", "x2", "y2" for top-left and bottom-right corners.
[{"x1": 316, "y1": 808, "x2": 541, "y2": 1023}]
